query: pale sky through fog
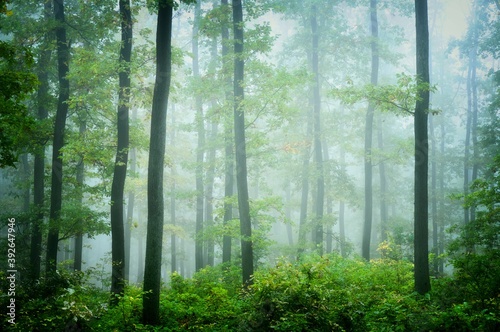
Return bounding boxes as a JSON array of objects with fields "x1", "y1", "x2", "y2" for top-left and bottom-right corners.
[{"x1": 441, "y1": 0, "x2": 471, "y2": 40}]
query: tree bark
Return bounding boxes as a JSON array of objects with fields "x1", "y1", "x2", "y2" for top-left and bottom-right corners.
[
  {"x1": 377, "y1": 115, "x2": 388, "y2": 242},
  {"x1": 46, "y1": 0, "x2": 70, "y2": 275},
  {"x1": 221, "y1": 0, "x2": 233, "y2": 264},
  {"x1": 74, "y1": 120, "x2": 86, "y2": 271},
  {"x1": 193, "y1": 0, "x2": 205, "y2": 272},
  {"x1": 414, "y1": 0, "x2": 431, "y2": 295},
  {"x1": 170, "y1": 106, "x2": 177, "y2": 273},
  {"x1": 111, "y1": 0, "x2": 132, "y2": 302},
  {"x1": 362, "y1": 0, "x2": 379, "y2": 261},
  {"x1": 430, "y1": 115, "x2": 438, "y2": 274},
  {"x1": 30, "y1": 4, "x2": 51, "y2": 278},
  {"x1": 339, "y1": 148, "x2": 346, "y2": 257},
  {"x1": 205, "y1": 120, "x2": 218, "y2": 266},
  {"x1": 143, "y1": 1, "x2": 173, "y2": 325},
  {"x1": 311, "y1": 4, "x2": 324, "y2": 255},
  {"x1": 232, "y1": 0, "x2": 254, "y2": 287}
]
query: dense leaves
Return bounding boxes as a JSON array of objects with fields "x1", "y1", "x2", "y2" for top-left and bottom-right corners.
[{"x1": 0, "y1": 41, "x2": 37, "y2": 167}]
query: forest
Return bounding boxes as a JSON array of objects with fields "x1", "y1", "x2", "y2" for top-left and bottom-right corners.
[{"x1": 0, "y1": 0, "x2": 499, "y2": 330}]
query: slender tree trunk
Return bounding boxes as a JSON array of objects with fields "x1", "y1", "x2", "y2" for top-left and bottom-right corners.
[
  {"x1": 204, "y1": 35, "x2": 218, "y2": 267},
  {"x1": 46, "y1": 0, "x2": 70, "y2": 275},
  {"x1": 285, "y1": 180, "x2": 294, "y2": 246},
  {"x1": 221, "y1": 0, "x2": 233, "y2": 264},
  {"x1": 311, "y1": 4, "x2": 324, "y2": 255},
  {"x1": 297, "y1": 115, "x2": 311, "y2": 257},
  {"x1": 414, "y1": 0, "x2": 431, "y2": 295},
  {"x1": 74, "y1": 120, "x2": 86, "y2": 271},
  {"x1": 193, "y1": 1, "x2": 205, "y2": 272},
  {"x1": 323, "y1": 142, "x2": 333, "y2": 254},
  {"x1": 470, "y1": 21, "x2": 479, "y2": 229},
  {"x1": 110, "y1": 0, "x2": 132, "y2": 302},
  {"x1": 143, "y1": 1, "x2": 173, "y2": 325},
  {"x1": 137, "y1": 229, "x2": 144, "y2": 283},
  {"x1": 464, "y1": 63, "x2": 472, "y2": 227},
  {"x1": 430, "y1": 115, "x2": 438, "y2": 275},
  {"x1": 438, "y1": 119, "x2": 445, "y2": 274},
  {"x1": 125, "y1": 189, "x2": 134, "y2": 279},
  {"x1": 362, "y1": 0, "x2": 379, "y2": 261},
  {"x1": 205, "y1": 120, "x2": 218, "y2": 267},
  {"x1": 232, "y1": 0, "x2": 254, "y2": 287},
  {"x1": 125, "y1": 128, "x2": 136, "y2": 281},
  {"x1": 30, "y1": 14, "x2": 51, "y2": 279},
  {"x1": 170, "y1": 106, "x2": 177, "y2": 273},
  {"x1": 21, "y1": 154, "x2": 30, "y2": 213},
  {"x1": 339, "y1": 148, "x2": 346, "y2": 257},
  {"x1": 377, "y1": 115, "x2": 388, "y2": 242}
]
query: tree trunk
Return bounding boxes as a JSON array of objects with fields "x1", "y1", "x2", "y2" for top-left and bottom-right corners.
[
  {"x1": 311, "y1": 4, "x2": 324, "y2": 255},
  {"x1": 429, "y1": 115, "x2": 438, "y2": 275},
  {"x1": 339, "y1": 148, "x2": 346, "y2": 257},
  {"x1": 143, "y1": 1, "x2": 173, "y2": 325},
  {"x1": 297, "y1": 114, "x2": 311, "y2": 257},
  {"x1": 74, "y1": 120, "x2": 86, "y2": 271},
  {"x1": 110, "y1": 0, "x2": 132, "y2": 302},
  {"x1": 46, "y1": 0, "x2": 70, "y2": 275},
  {"x1": 470, "y1": 14, "x2": 479, "y2": 230},
  {"x1": 221, "y1": 0, "x2": 233, "y2": 264},
  {"x1": 170, "y1": 106, "x2": 177, "y2": 273},
  {"x1": 205, "y1": 120, "x2": 218, "y2": 266},
  {"x1": 31, "y1": 1, "x2": 52, "y2": 280},
  {"x1": 362, "y1": 0, "x2": 379, "y2": 261},
  {"x1": 284, "y1": 180, "x2": 294, "y2": 246},
  {"x1": 438, "y1": 119, "x2": 445, "y2": 274},
  {"x1": 414, "y1": 0, "x2": 431, "y2": 295},
  {"x1": 125, "y1": 147, "x2": 136, "y2": 280},
  {"x1": 377, "y1": 115, "x2": 388, "y2": 242},
  {"x1": 193, "y1": 0, "x2": 205, "y2": 272},
  {"x1": 463, "y1": 62, "x2": 472, "y2": 227},
  {"x1": 232, "y1": 0, "x2": 254, "y2": 287}
]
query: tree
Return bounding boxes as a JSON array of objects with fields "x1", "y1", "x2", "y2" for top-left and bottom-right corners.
[
  {"x1": 232, "y1": 0, "x2": 254, "y2": 287},
  {"x1": 414, "y1": 0, "x2": 430, "y2": 295},
  {"x1": 221, "y1": 0, "x2": 233, "y2": 264},
  {"x1": 362, "y1": 0, "x2": 379, "y2": 261},
  {"x1": 193, "y1": 0, "x2": 205, "y2": 272},
  {"x1": 46, "y1": 0, "x2": 70, "y2": 275},
  {"x1": 29, "y1": 0, "x2": 52, "y2": 281},
  {"x1": 310, "y1": 3, "x2": 324, "y2": 255},
  {"x1": 143, "y1": 0, "x2": 173, "y2": 325},
  {"x1": 110, "y1": 0, "x2": 132, "y2": 303}
]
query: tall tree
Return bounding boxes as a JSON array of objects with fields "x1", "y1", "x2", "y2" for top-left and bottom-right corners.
[
  {"x1": 232, "y1": 0, "x2": 254, "y2": 287},
  {"x1": 311, "y1": 4, "x2": 324, "y2": 255},
  {"x1": 30, "y1": 0, "x2": 52, "y2": 281},
  {"x1": 193, "y1": 0, "x2": 205, "y2": 272},
  {"x1": 414, "y1": 0, "x2": 431, "y2": 295},
  {"x1": 362, "y1": 0, "x2": 379, "y2": 261},
  {"x1": 110, "y1": 0, "x2": 132, "y2": 302},
  {"x1": 46, "y1": 0, "x2": 70, "y2": 274},
  {"x1": 142, "y1": 0, "x2": 173, "y2": 325},
  {"x1": 74, "y1": 119, "x2": 86, "y2": 271},
  {"x1": 221, "y1": 0, "x2": 233, "y2": 264}
]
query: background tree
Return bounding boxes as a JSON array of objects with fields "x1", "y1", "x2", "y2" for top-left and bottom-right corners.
[
  {"x1": 232, "y1": 0, "x2": 254, "y2": 287},
  {"x1": 362, "y1": 0, "x2": 379, "y2": 261}
]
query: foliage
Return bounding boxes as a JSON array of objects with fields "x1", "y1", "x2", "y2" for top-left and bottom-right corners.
[
  {"x1": 1, "y1": 269, "x2": 107, "y2": 331},
  {"x1": 447, "y1": 155, "x2": 500, "y2": 316},
  {"x1": 332, "y1": 72, "x2": 438, "y2": 116},
  {"x1": 0, "y1": 40, "x2": 37, "y2": 167},
  {"x1": 2, "y1": 253, "x2": 499, "y2": 331}
]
